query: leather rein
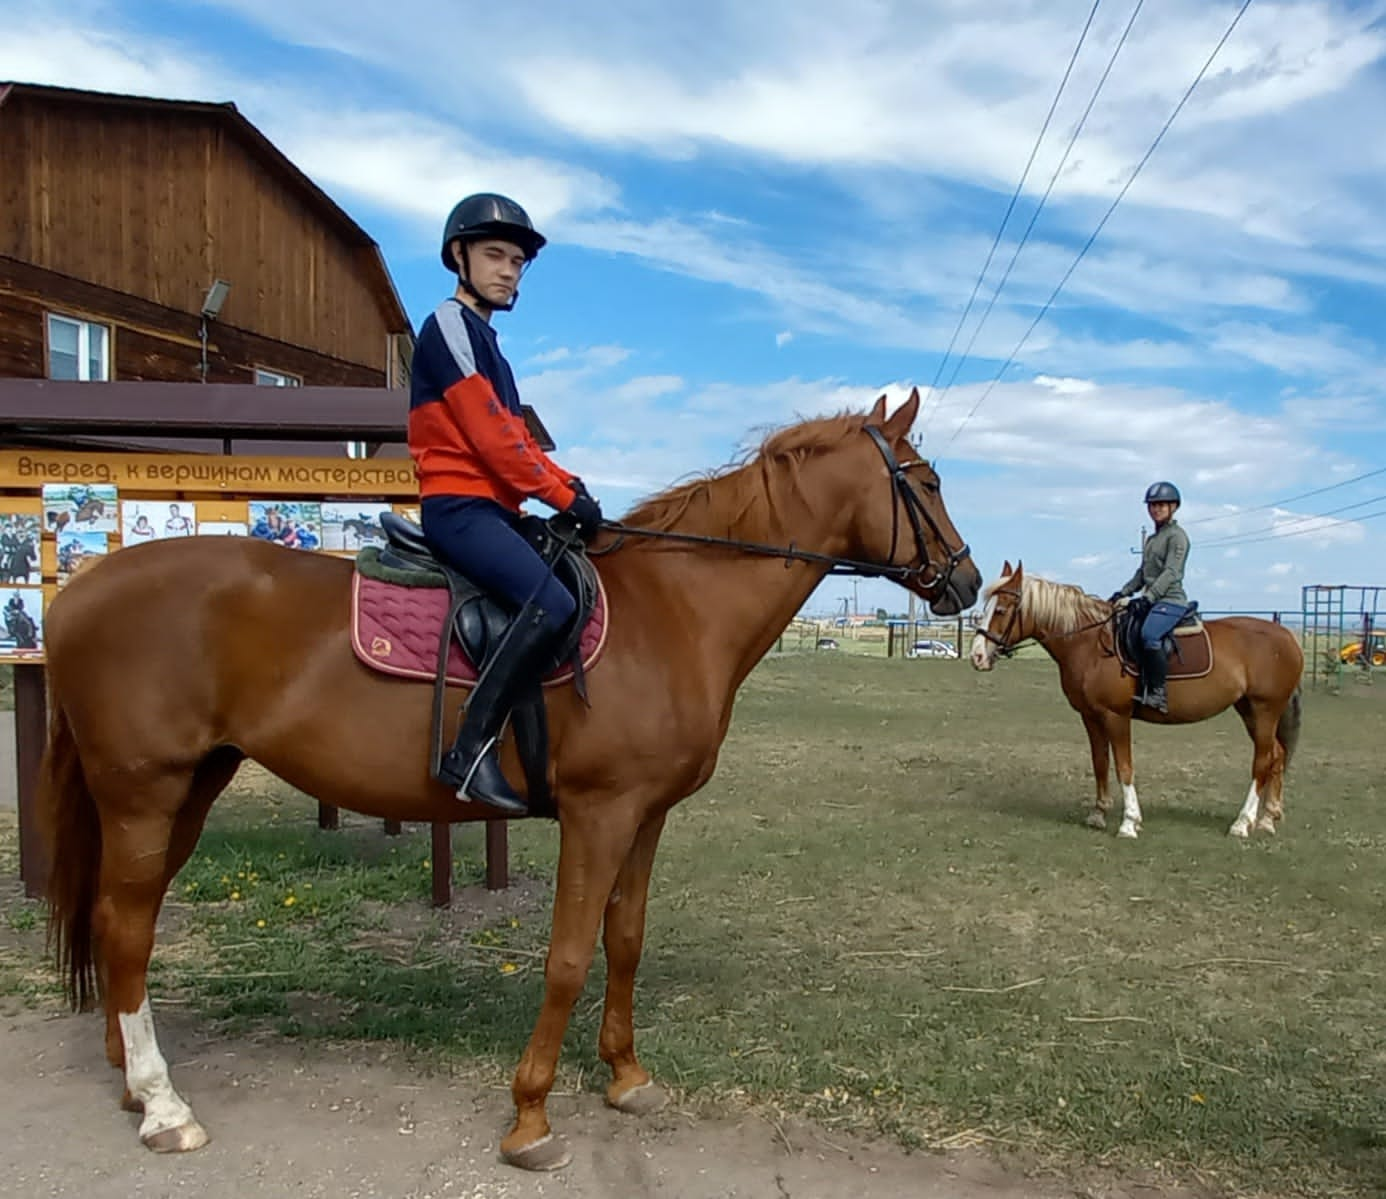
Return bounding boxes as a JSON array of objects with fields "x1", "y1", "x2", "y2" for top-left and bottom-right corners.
[{"x1": 590, "y1": 426, "x2": 971, "y2": 601}]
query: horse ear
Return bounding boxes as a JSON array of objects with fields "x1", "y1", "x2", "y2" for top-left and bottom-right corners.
[
  {"x1": 882, "y1": 388, "x2": 921, "y2": 438},
  {"x1": 1014, "y1": 559, "x2": 1024, "y2": 576},
  {"x1": 1002, "y1": 559, "x2": 1012, "y2": 576},
  {"x1": 868, "y1": 394, "x2": 888, "y2": 424}
]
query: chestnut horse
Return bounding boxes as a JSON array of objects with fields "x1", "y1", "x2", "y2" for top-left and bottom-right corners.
[
  {"x1": 970, "y1": 562, "x2": 1302, "y2": 840},
  {"x1": 40, "y1": 392, "x2": 980, "y2": 1169}
]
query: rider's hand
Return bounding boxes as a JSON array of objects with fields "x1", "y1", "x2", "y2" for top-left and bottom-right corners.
[
  {"x1": 563, "y1": 479, "x2": 604, "y2": 544},
  {"x1": 1112, "y1": 595, "x2": 1132, "y2": 611}
]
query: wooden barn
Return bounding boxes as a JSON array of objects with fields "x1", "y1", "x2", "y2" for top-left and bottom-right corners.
[{"x1": 0, "y1": 82, "x2": 413, "y2": 391}]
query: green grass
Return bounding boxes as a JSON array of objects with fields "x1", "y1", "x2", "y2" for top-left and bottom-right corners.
[{"x1": 3, "y1": 654, "x2": 1385, "y2": 1196}]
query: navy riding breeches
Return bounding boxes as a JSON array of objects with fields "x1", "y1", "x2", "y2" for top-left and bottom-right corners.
[
  {"x1": 420, "y1": 496, "x2": 576, "y2": 634},
  {"x1": 1141, "y1": 601, "x2": 1187, "y2": 649}
]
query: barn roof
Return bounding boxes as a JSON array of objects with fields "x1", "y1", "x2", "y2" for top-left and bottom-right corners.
[{"x1": 0, "y1": 81, "x2": 412, "y2": 336}]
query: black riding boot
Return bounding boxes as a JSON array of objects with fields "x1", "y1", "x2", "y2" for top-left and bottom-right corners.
[
  {"x1": 436, "y1": 603, "x2": 561, "y2": 815},
  {"x1": 1138, "y1": 644, "x2": 1169, "y2": 713}
]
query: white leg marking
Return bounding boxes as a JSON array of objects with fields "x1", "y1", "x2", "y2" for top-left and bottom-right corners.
[
  {"x1": 120, "y1": 997, "x2": 206, "y2": 1147},
  {"x1": 1229, "y1": 781, "x2": 1259, "y2": 839},
  {"x1": 1117, "y1": 782, "x2": 1142, "y2": 839}
]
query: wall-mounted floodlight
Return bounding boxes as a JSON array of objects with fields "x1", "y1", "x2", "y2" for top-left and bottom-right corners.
[
  {"x1": 198, "y1": 280, "x2": 232, "y2": 382},
  {"x1": 200, "y1": 279, "x2": 232, "y2": 320}
]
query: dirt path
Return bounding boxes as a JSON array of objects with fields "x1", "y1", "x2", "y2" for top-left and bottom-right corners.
[{"x1": 0, "y1": 1003, "x2": 1217, "y2": 1199}]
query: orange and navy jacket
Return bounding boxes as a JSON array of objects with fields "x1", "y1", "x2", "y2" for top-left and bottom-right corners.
[{"x1": 408, "y1": 299, "x2": 576, "y2": 512}]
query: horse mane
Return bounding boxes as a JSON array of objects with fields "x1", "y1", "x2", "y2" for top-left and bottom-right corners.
[
  {"x1": 986, "y1": 574, "x2": 1110, "y2": 634},
  {"x1": 620, "y1": 412, "x2": 870, "y2": 540}
]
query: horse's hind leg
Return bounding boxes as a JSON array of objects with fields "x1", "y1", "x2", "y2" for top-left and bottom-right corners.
[
  {"x1": 104, "y1": 750, "x2": 242, "y2": 1087},
  {"x1": 1229, "y1": 698, "x2": 1281, "y2": 838},
  {"x1": 95, "y1": 760, "x2": 236, "y2": 1152},
  {"x1": 599, "y1": 813, "x2": 668, "y2": 1115}
]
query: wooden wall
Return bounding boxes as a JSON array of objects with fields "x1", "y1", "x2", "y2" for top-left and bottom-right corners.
[
  {"x1": 0, "y1": 256, "x2": 385, "y2": 386},
  {"x1": 0, "y1": 92, "x2": 402, "y2": 370}
]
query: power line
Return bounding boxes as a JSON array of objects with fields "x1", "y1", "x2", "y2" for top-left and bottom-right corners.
[
  {"x1": 919, "y1": 0, "x2": 1103, "y2": 428},
  {"x1": 1200, "y1": 492, "x2": 1386, "y2": 548},
  {"x1": 1182, "y1": 464, "x2": 1386, "y2": 527},
  {"x1": 939, "y1": 0, "x2": 1257, "y2": 459},
  {"x1": 1203, "y1": 505, "x2": 1386, "y2": 550},
  {"x1": 923, "y1": 0, "x2": 1145, "y2": 436}
]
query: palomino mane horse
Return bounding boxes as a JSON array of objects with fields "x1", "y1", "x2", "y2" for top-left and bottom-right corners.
[
  {"x1": 970, "y1": 561, "x2": 1303, "y2": 840},
  {"x1": 40, "y1": 391, "x2": 980, "y2": 1170}
]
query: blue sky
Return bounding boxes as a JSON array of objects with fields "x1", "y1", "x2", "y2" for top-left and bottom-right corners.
[{"x1": 6, "y1": 0, "x2": 1386, "y2": 618}]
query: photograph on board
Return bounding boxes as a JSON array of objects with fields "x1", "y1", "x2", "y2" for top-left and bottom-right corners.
[
  {"x1": 56, "y1": 530, "x2": 108, "y2": 586},
  {"x1": 42, "y1": 482, "x2": 119, "y2": 534},
  {"x1": 160, "y1": 500, "x2": 197, "y2": 538},
  {"x1": 0, "y1": 512, "x2": 41, "y2": 584},
  {"x1": 0, "y1": 587, "x2": 44, "y2": 656},
  {"x1": 322, "y1": 502, "x2": 391, "y2": 551},
  {"x1": 248, "y1": 501, "x2": 322, "y2": 550}
]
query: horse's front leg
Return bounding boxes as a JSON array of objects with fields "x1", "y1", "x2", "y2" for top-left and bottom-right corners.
[
  {"x1": 1081, "y1": 713, "x2": 1112, "y2": 830},
  {"x1": 1105, "y1": 714, "x2": 1142, "y2": 839},
  {"x1": 502, "y1": 808, "x2": 638, "y2": 1172},
  {"x1": 599, "y1": 812, "x2": 668, "y2": 1115}
]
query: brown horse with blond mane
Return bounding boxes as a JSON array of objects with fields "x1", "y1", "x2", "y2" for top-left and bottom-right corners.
[
  {"x1": 970, "y1": 561, "x2": 1302, "y2": 840},
  {"x1": 39, "y1": 391, "x2": 979, "y2": 1169}
]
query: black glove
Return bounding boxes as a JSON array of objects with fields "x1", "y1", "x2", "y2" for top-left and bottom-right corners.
[
  {"x1": 563, "y1": 480, "x2": 604, "y2": 543},
  {"x1": 1107, "y1": 592, "x2": 1124, "y2": 605}
]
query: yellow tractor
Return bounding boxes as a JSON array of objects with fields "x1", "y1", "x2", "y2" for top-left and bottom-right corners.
[{"x1": 1340, "y1": 630, "x2": 1386, "y2": 667}]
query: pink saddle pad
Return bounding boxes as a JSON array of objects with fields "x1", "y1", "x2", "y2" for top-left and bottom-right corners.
[{"x1": 351, "y1": 572, "x2": 608, "y2": 687}]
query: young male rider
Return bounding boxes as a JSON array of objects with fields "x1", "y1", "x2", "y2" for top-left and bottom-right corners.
[{"x1": 409, "y1": 193, "x2": 603, "y2": 815}]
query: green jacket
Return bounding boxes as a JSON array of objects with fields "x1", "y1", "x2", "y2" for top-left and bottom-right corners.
[{"x1": 1118, "y1": 518, "x2": 1189, "y2": 604}]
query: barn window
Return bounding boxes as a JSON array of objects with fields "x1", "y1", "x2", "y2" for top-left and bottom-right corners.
[
  {"x1": 254, "y1": 367, "x2": 301, "y2": 387},
  {"x1": 47, "y1": 314, "x2": 110, "y2": 381}
]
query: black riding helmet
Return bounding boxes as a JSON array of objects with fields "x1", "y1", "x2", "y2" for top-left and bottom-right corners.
[
  {"x1": 441, "y1": 193, "x2": 545, "y2": 311},
  {"x1": 1144, "y1": 481, "x2": 1181, "y2": 507}
]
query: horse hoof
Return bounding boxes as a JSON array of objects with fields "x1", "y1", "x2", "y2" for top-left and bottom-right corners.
[
  {"x1": 1228, "y1": 822, "x2": 1250, "y2": 839},
  {"x1": 142, "y1": 1121, "x2": 210, "y2": 1153},
  {"x1": 1085, "y1": 811, "x2": 1107, "y2": 831},
  {"x1": 1255, "y1": 817, "x2": 1277, "y2": 835},
  {"x1": 1117, "y1": 823, "x2": 1139, "y2": 839},
  {"x1": 501, "y1": 1132, "x2": 572, "y2": 1172},
  {"x1": 608, "y1": 1079, "x2": 668, "y2": 1116},
  {"x1": 120, "y1": 1089, "x2": 144, "y2": 1114}
]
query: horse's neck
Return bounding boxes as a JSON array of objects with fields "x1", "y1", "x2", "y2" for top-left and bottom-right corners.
[{"x1": 614, "y1": 460, "x2": 852, "y2": 689}]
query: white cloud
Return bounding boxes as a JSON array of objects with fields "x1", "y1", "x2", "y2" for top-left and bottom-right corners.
[
  {"x1": 775, "y1": 330, "x2": 794, "y2": 348},
  {"x1": 1268, "y1": 561, "x2": 1295, "y2": 575}
]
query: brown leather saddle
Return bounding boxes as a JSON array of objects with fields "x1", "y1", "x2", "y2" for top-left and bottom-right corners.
[{"x1": 1115, "y1": 601, "x2": 1212, "y2": 681}]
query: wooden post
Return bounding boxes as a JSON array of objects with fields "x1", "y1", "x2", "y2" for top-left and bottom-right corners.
[
  {"x1": 383, "y1": 818, "x2": 402, "y2": 836},
  {"x1": 14, "y1": 664, "x2": 49, "y2": 900},
  {"x1": 486, "y1": 820, "x2": 509, "y2": 891},
  {"x1": 316, "y1": 800, "x2": 339, "y2": 830},
  {"x1": 430, "y1": 821, "x2": 452, "y2": 907}
]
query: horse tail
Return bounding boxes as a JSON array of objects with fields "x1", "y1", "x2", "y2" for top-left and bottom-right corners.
[
  {"x1": 1276, "y1": 685, "x2": 1302, "y2": 772},
  {"x1": 40, "y1": 702, "x2": 101, "y2": 1011}
]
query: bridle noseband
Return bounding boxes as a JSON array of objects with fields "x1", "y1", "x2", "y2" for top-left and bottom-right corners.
[{"x1": 593, "y1": 426, "x2": 971, "y2": 599}]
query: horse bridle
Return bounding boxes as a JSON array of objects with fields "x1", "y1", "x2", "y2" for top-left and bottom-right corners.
[
  {"x1": 973, "y1": 585, "x2": 1117, "y2": 657},
  {"x1": 593, "y1": 425, "x2": 972, "y2": 600},
  {"x1": 973, "y1": 586, "x2": 1026, "y2": 658}
]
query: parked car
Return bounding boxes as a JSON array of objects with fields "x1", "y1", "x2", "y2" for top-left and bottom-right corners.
[
  {"x1": 816, "y1": 637, "x2": 840, "y2": 651},
  {"x1": 906, "y1": 638, "x2": 958, "y2": 659}
]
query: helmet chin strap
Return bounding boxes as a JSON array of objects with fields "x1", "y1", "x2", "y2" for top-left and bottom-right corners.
[{"x1": 457, "y1": 242, "x2": 520, "y2": 313}]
